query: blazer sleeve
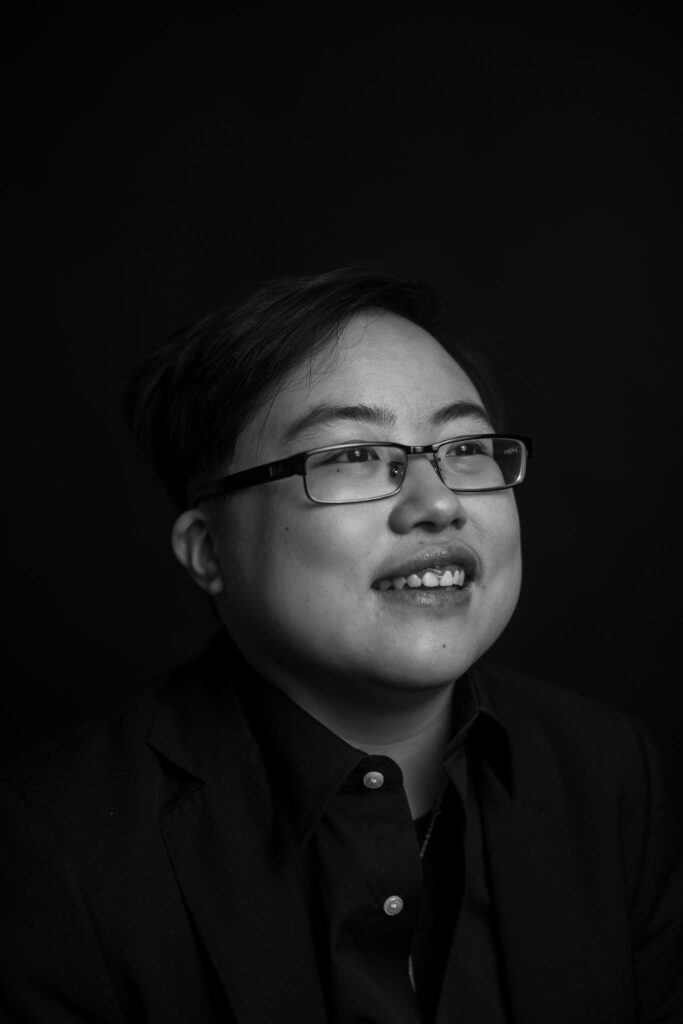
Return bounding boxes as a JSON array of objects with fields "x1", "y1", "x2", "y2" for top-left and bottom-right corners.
[
  {"x1": 624, "y1": 721, "x2": 683, "y2": 1022},
  {"x1": 0, "y1": 781, "x2": 125, "y2": 1024}
]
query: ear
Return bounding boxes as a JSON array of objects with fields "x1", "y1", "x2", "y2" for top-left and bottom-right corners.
[{"x1": 171, "y1": 509, "x2": 224, "y2": 596}]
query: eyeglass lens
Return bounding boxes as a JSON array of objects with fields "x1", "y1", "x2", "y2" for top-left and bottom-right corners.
[{"x1": 304, "y1": 437, "x2": 524, "y2": 502}]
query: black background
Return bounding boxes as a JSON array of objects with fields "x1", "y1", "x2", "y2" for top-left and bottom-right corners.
[{"x1": 2, "y1": 7, "x2": 681, "y2": 814}]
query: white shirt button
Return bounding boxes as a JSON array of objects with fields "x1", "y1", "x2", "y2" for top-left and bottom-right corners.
[
  {"x1": 363, "y1": 771, "x2": 385, "y2": 790},
  {"x1": 383, "y1": 895, "x2": 404, "y2": 916}
]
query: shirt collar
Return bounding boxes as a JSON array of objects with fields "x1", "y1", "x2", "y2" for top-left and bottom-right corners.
[
  {"x1": 444, "y1": 665, "x2": 512, "y2": 792},
  {"x1": 234, "y1": 664, "x2": 362, "y2": 859},
  {"x1": 232, "y1": 646, "x2": 512, "y2": 860}
]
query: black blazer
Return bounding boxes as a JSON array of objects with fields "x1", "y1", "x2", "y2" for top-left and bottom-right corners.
[{"x1": 1, "y1": 638, "x2": 681, "y2": 1023}]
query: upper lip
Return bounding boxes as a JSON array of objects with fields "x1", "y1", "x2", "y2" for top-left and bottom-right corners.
[{"x1": 372, "y1": 544, "x2": 482, "y2": 587}]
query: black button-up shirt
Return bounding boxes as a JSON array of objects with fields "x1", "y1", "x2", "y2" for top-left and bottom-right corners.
[{"x1": 236, "y1": 665, "x2": 512, "y2": 1022}]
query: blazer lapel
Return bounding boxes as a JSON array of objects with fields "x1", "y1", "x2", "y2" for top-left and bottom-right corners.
[
  {"x1": 477, "y1": 752, "x2": 589, "y2": 1023},
  {"x1": 147, "y1": 646, "x2": 328, "y2": 1024}
]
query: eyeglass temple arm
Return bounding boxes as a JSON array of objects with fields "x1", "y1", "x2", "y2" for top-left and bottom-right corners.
[{"x1": 190, "y1": 454, "x2": 306, "y2": 503}]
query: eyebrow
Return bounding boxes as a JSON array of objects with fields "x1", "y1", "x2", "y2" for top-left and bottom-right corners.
[{"x1": 283, "y1": 400, "x2": 492, "y2": 444}]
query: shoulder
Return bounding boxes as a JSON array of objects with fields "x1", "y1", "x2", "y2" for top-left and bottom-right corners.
[
  {"x1": 475, "y1": 659, "x2": 640, "y2": 737},
  {"x1": 0, "y1": 683, "x2": 162, "y2": 850},
  {"x1": 0, "y1": 637, "x2": 235, "y2": 827},
  {"x1": 472, "y1": 660, "x2": 664, "y2": 795}
]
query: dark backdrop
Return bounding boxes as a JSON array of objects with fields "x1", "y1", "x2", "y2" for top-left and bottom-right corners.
[{"x1": 2, "y1": 8, "x2": 681, "y2": 815}]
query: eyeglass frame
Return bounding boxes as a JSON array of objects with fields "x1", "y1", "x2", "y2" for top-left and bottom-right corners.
[{"x1": 189, "y1": 433, "x2": 533, "y2": 506}]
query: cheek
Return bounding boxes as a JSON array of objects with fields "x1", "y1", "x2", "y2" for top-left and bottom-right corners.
[
  {"x1": 467, "y1": 494, "x2": 522, "y2": 602},
  {"x1": 480, "y1": 498, "x2": 523, "y2": 612},
  {"x1": 218, "y1": 490, "x2": 377, "y2": 608},
  {"x1": 477, "y1": 493, "x2": 521, "y2": 563}
]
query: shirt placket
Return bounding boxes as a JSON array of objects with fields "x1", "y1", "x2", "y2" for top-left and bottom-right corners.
[{"x1": 314, "y1": 754, "x2": 424, "y2": 1023}]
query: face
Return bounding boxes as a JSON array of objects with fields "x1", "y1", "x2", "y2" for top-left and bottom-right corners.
[{"x1": 207, "y1": 312, "x2": 522, "y2": 706}]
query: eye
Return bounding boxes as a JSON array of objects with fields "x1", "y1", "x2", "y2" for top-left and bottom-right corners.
[
  {"x1": 443, "y1": 439, "x2": 490, "y2": 458},
  {"x1": 326, "y1": 446, "x2": 380, "y2": 464}
]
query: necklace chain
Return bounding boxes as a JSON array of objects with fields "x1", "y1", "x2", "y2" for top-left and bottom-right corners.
[
  {"x1": 418, "y1": 778, "x2": 448, "y2": 859},
  {"x1": 409, "y1": 778, "x2": 449, "y2": 992}
]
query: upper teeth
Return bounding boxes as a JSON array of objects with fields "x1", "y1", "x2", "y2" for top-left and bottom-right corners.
[{"x1": 376, "y1": 565, "x2": 467, "y2": 591}]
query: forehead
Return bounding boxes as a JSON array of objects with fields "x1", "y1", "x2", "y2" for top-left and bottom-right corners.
[
  {"x1": 337, "y1": 311, "x2": 476, "y2": 389},
  {"x1": 239, "y1": 311, "x2": 489, "y2": 458}
]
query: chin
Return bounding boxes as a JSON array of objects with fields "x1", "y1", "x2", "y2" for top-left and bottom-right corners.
[{"x1": 368, "y1": 644, "x2": 480, "y2": 692}]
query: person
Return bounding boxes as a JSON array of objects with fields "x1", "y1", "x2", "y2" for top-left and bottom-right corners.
[{"x1": 1, "y1": 267, "x2": 681, "y2": 1024}]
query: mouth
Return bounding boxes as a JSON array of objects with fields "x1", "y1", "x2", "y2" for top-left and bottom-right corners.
[
  {"x1": 371, "y1": 547, "x2": 480, "y2": 593},
  {"x1": 373, "y1": 563, "x2": 469, "y2": 591}
]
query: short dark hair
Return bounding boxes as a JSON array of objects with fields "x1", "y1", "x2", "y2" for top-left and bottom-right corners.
[{"x1": 124, "y1": 266, "x2": 505, "y2": 510}]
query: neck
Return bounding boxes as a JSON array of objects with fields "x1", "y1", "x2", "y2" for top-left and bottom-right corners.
[
  {"x1": 228, "y1": 632, "x2": 458, "y2": 818},
  {"x1": 332, "y1": 686, "x2": 454, "y2": 818},
  {"x1": 253, "y1": 661, "x2": 454, "y2": 818}
]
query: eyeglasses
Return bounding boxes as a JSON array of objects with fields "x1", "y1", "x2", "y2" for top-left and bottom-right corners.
[{"x1": 190, "y1": 434, "x2": 532, "y2": 506}]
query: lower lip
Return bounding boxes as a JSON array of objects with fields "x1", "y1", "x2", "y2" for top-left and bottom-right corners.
[{"x1": 372, "y1": 583, "x2": 473, "y2": 610}]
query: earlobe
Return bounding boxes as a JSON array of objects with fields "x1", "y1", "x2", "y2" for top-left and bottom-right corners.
[{"x1": 171, "y1": 510, "x2": 224, "y2": 596}]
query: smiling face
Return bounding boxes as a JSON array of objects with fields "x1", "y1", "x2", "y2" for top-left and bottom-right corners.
[{"x1": 207, "y1": 311, "x2": 522, "y2": 710}]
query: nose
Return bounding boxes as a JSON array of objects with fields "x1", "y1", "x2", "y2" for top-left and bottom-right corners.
[{"x1": 388, "y1": 453, "x2": 468, "y2": 533}]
